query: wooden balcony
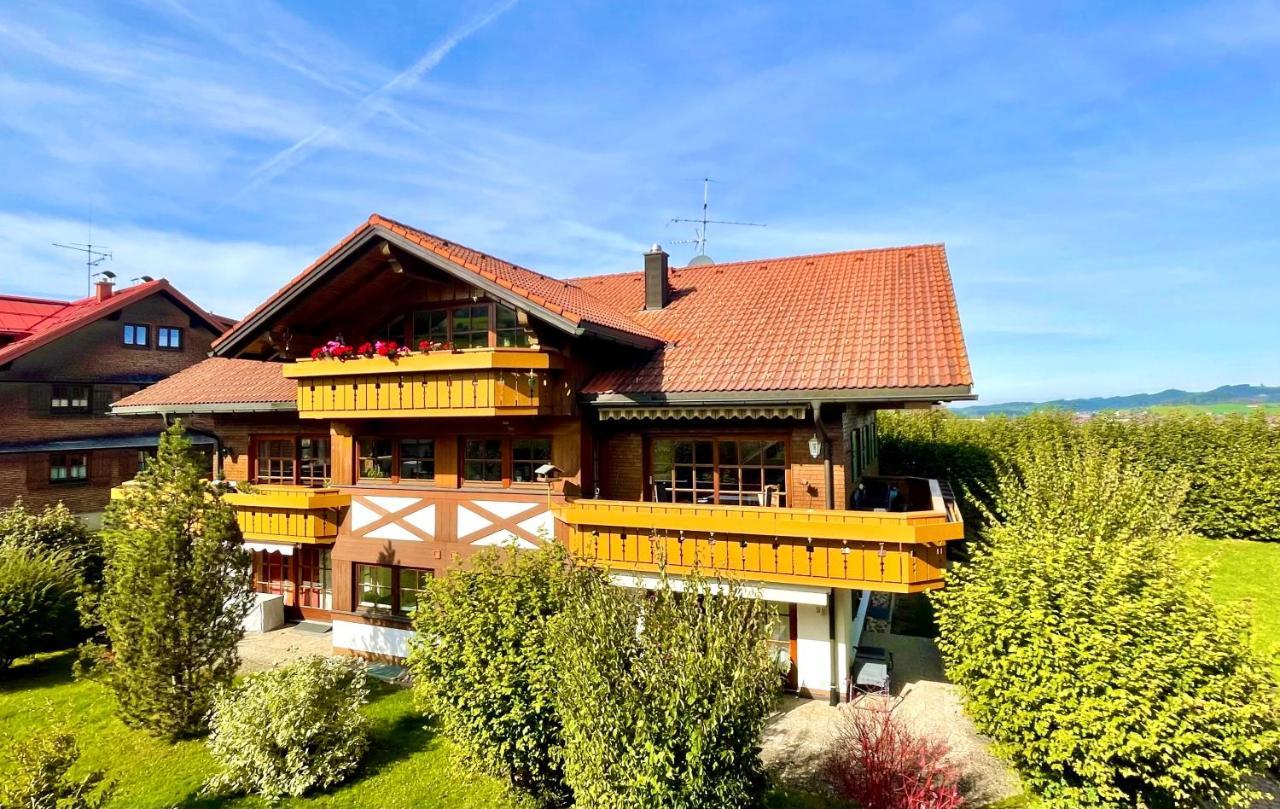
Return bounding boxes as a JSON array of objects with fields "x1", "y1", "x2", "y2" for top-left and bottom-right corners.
[
  {"x1": 222, "y1": 485, "x2": 349, "y2": 544},
  {"x1": 282, "y1": 348, "x2": 573, "y2": 419},
  {"x1": 554, "y1": 489, "x2": 963, "y2": 592}
]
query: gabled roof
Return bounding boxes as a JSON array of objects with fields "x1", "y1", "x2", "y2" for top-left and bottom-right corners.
[
  {"x1": 212, "y1": 214, "x2": 662, "y2": 356},
  {"x1": 573, "y1": 245, "x2": 972, "y2": 399},
  {"x1": 111, "y1": 358, "x2": 297, "y2": 414},
  {"x1": 0, "y1": 280, "x2": 228, "y2": 367}
]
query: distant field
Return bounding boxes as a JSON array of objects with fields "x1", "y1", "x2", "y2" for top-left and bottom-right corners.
[{"x1": 1149, "y1": 403, "x2": 1280, "y2": 416}]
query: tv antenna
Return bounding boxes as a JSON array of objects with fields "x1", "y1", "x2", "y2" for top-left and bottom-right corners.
[
  {"x1": 669, "y1": 178, "x2": 765, "y2": 265},
  {"x1": 52, "y1": 241, "x2": 113, "y2": 296}
]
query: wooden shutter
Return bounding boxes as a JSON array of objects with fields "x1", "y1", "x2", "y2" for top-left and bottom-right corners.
[
  {"x1": 92, "y1": 385, "x2": 113, "y2": 415},
  {"x1": 25, "y1": 453, "x2": 50, "y2": 489},
  {"x1": 26, "y1": 383, "x2": 52, "y2": 417}
]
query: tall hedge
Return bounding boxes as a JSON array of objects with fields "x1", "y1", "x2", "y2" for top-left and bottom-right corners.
[
  {"x1": 0, "y1": 543, "x2": 80, "y2": 670},
  {"x1": 933, "y1": 438, "x2": 1280, "y2": 807},
  {"x1": 85, "y1": 423, "x2": 253, "y2": 739},
  {"x1": 879, "y1": 409, "x2": 1280, "y2": 541}
]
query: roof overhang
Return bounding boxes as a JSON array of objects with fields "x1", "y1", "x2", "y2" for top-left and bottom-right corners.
[
  {"x1": 213, "y1": 225, "x2": 662, "y2": 357},
  {"x1": 0, "y1": 433, "x2": 217, "y2": 455},
  {"x1": 584, "y1": 385, "x2": 975, "y2": 408},
  {"x1": 111, "y1": 401, "x2": 298, "y2": 416}
]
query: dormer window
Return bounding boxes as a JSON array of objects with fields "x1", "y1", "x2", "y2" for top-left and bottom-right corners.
[{"x1": 394, "y1": 302, "x2": 533, "y2": 349}]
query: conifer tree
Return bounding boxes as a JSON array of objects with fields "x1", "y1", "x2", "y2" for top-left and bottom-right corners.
[{"x1": 86, "y1": 422, "x2": 252, "y2": 738}]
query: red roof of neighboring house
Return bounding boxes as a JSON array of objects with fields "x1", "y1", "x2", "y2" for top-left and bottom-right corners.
[
  {"x1": 111, "y1": 358, "x2": 296, "y2": 412},
  {"x1": 213, "y1": 214, "x2": 661, "y2": 354},
  {"x1": 573, "y1": 245, "x2": 972, "y2": 396},
  {"x1": 0, "y1": 280, "x2": 227, "y2": 366}
]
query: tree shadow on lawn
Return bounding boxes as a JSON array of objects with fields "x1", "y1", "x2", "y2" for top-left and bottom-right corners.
[
  {"x1": 0, "y1": 649, "x2": 78, "y2": 694},
  {"x1": 174, "y1": 683, "x2": 440, "y2": 808}
]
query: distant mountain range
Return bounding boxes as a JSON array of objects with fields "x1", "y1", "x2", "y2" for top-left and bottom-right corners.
[{"x1": 953, "y1": 384, "x2": 1280, "y2": 417}]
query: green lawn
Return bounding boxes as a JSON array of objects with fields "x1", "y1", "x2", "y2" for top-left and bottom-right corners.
[
  {"x1": 0, "y1": 652, "x2": 523, "y2": 809},
  {"x1": 1180, "y1": 536, "x2": 1280, "y2": 663}
]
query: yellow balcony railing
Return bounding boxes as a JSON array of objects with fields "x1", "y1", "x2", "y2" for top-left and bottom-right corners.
[
  {"x1": 222, "y1": 485, "x2": 349, "y2": 544},
  {"x1": 554, "y1": 495, "x2": 963, "y2": 593},
  {"x1": 282, "y1": 348, "x2": 573, "y2": 419}
]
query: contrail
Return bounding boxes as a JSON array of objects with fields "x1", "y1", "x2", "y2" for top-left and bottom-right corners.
[{"x1": 245, "y1": 0, "x2": 518, "y2": 189}]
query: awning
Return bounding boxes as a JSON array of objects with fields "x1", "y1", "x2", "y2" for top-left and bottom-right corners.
[
  {"x1": 243, "y1": 541, "x2": 295, "y2": 556},
  {"x1": 597, "y1": 404, "x2": 808, "y2": 421}
]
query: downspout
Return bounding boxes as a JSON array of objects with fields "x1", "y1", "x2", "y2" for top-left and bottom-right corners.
[{"x1": 813, "y1": 400, "x2": 840, "y2": 704}]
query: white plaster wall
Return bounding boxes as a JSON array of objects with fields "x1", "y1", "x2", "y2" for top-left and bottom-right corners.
[
  {"x1": 795, "y1": 603, "x2": 833, "y2": 695},
  {"x1": 332, "y1": 619, "x2": 414, "y2": 659}
]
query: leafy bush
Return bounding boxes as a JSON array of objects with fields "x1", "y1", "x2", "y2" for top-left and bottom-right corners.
[
  {"x1": 205, "y1": 655, "x2": 370, "y2": 800},
  {"x1": 822, "y1": 708, "x2": 964, "y2": 809},
  {"x1": 0, "y1": 729, "x2": 114, "y2": 809},
  {"x1": 548, "y1": 570, "x2": 782, "y2": 809},
  {"x1": 85, "y1": 422, "x2": 253, "y2": 738},
  {"x1": 932, "y1": 438, "x2": 1280, "y2": 807},
  {"x1": 0, "y1": 543, "x2": 80, "y2": 670},
  {"x1": 407, "y1": 542, "x2": 593, "y2": 803},
  {"x1": 878, "y1": 409, "x2": 1280, "y2": 541},
  {"x1": 0, "y1": 500, "x2": 102, "y2": 585}
]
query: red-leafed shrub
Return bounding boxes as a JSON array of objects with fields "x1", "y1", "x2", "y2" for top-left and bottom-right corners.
[{"x1": 823, "y1": 708, "x2": 964, "y2": 809}]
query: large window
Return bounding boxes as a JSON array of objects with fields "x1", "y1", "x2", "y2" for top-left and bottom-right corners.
[
  {"x1": 356, "y1": 563, "x2": 433, "y2": 616},
  {"x1": 357, "y1": 438, "x2": 435, "y2": 483},
  {"x1": 651, "y1": 438, "x2": 788, "y2": 506},
  {"x1": 397, "y1": 302, "x2": 532, "y2": 349},
  {"x1": 451, "y1": 304, "x2": 490, "y2": 349},
  {"x1": 358, "y1": 438, "x2": 394, "y2": 480},
  {"x1": 254, "y1": 436, "x2": 330, "y2": 486},
  {"x1": 495, "y1": 304, "x2": 531, "y2": 348},
  {"x1": 463, "y1": 439, "x2": 503, "y2": 483},
  {"x1": 157, "y1": 326, "x2": 183, "y2": 350},
  {"x1": 49, "y1": 453, "x2": 88, "y2": 484},
  {"x1": 122, "y1": 323, "x2": 150, "y2": 347},
  {"x1": 411, "y1": 309, "x2": 449, "y2": 346},
  {"x1": 511, "y1": 438, "x2": 551, "y2": 483},
  {"x1": 50, "y1": 384, "x2": 90, "y2": 414},
  {"x1": 398, "y1": 439, "x2": 435, "y2": 480}
]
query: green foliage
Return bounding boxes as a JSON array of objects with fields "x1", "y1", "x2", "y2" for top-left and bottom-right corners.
[
  {"x1": 0, "y1": 543, "x2": 80, "y2": 670},
  {"x1": 879, "y1": 409, "x2": 1280, "y2": 541},
  {"x1": 0, "y1": 727, "x2": 114, "y2": 809},
  {"x1": 932, "y1": 438, "x2": 1280, "y2": 808},
  {"x1": 407, "y1": 542, "x2": 593, "y2": 804},
  {"x1": 85, "y1": 422, "x2": 253, "y2": 739},
  {"x1": 548, "y1": 570, "x2": 783, "y2": 809},
  {"x1": 0, "y1": 500, "x2": 102, "y2": 585},
  {"x1": 204, "y1": 655, "x2": 371, "y2": 801}
]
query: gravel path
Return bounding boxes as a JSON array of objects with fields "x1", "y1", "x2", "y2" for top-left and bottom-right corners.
[{"x1": 236, "y1": 623, "x2": 335, "y2": 673}]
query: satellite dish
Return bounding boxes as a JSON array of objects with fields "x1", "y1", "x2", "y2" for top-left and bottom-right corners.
[{"x1": 688, "y1": 254, "x2": 715, "y2": 266}]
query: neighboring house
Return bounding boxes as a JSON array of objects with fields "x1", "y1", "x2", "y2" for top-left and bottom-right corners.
[
  {"x1": 113, "y1": 213, "x2": 973, "y2": 701},
  {"x1": 0, "y1": 278, "x2": 228, "y2": 525}
]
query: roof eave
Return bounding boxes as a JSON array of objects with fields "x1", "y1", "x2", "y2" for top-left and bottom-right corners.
[
  {"x1": 583, "y1": 385, "x2": 975, "y2": 407},
  {"x1": 111, "y1": 401, "x2": 299, "y2": 416}
]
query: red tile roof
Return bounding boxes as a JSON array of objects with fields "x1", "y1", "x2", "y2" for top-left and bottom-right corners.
[
  {"x1": 573, "y1": 245, "x2": 972, "y2": 396},
  {"x1": 111, "y1": 358, "x2": 296, "y2": 411},
  {"x1": 213, "y1": 214, "x2": 661, "y2": 354},
  {"x1": 0, "y1": 281, "x2": 227, "y2": 366}
]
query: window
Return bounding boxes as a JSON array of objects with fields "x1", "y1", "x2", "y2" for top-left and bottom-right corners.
[
  {"x1": 49, "y1": 453, "x2": 88, "y2": 484},
  {"x1": 399, "y1": 439, "x2": 435, "y2": 480},
  {"x1": 412, "y1": 309, "x2": 449, "y2": 347},
  {"x1": 511, "y1": 438, "x2": 551, "y2": 483},
  {"x1": 156, "y1": 326, "x2": 183, "y2": 350},
  {"x1": 255, "y1": 439, "x2": 296, "y2": 484},
  {"x1": 356, "y1": 563, "x2": 433, "y2": 615},
  {"x1": 463, "y1": 439, "x2": 503, "y2": 483},
  {"x1": 379, "y1": 314, "x2": 406, "y2": 343},
  {"x1": 651, "y1": 438, "x2": 787, "y2": 506},
  {"x1": 50, "y1": 384, "x2": 90, "y2": 414},
  {"x1": 299, "y1": 437, "x2": 331, "y2": 485},
  {"x1": 122, "y1": 323, "x2": 150, "y2": 347},
  {"x1": 495, "y1": 304, "x2": 531, "y2": 348},
  {"x1": 358, "y1": 438, "x2": 394, "y2": 480},
  {"x1": 451, "y1": 304, "x2": 490, "y2": 349}
]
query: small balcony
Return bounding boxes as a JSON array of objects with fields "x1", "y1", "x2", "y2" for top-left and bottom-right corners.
[
  {"x1": 222, "y1": 485, "x2": 350, "y2": 544},
  {"x1": 554, "y1": 479, "x2": 963, "y2": 592},
  {"x1": 282, "y1": 348, "x2": 573, "y2": 419}
]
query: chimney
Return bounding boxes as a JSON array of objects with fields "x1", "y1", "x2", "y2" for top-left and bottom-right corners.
[
  {"x1": 94, "y1": 279, "x2": 114, "y2": 302},
  {"x1": 644, "y1": 243, "x2": 670, "y2": 310}
]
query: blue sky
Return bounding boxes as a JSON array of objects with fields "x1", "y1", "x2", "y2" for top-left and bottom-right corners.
[{"x1": 1, "y1": 1, "x2": 1277, "y2": 403}]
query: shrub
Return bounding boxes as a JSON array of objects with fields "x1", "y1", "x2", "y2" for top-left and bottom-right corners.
[
  {"x1": 549, "y1": 570, "x2": 782, "y2": 809},
  {"x1": 0, "y1": 543, "x2": 80, "y2": 670},
  {"x1": 823, "y1": 708, "x2": 964, "y2": 809},
  {"x1": 0, "y1": 729, "x2": 114, "y2": 809},
  {"x1": 85, "y1": 422, "x2": 253, "y2": 738},
  {"x1": 204, "y1": 655, "x2": 370, "y2": 800},
  {"x1": 407, "y1": 542, "x2": 593, "y2": 803},
  {"x1": 0, "y1": 500, "x2": 102, "y2": 585},
  {"x1": 932, "y1": 438, "x2": 1280, "y2": 807}
]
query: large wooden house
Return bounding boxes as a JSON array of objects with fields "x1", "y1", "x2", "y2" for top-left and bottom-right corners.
[
  {"x1": 113, "y1": 214, "x2": 973, "y2": 701},
  {"x1": 0, "y1": 278, "x2": 228, "y2": 525}
]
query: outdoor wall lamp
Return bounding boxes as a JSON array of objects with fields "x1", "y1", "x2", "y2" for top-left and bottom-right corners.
[{"x1": 808, "y1": 433, "x2": 822, "y2": 459}]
